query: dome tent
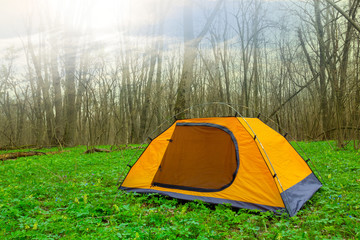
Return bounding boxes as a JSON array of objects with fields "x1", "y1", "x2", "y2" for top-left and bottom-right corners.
[{"x1": 119, "y1": 116, "x2": 322, "y2": 216}]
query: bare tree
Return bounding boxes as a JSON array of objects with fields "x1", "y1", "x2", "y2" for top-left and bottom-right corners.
[{"x1": 174, "y1": 0, "x2": 225, "y2": 118}]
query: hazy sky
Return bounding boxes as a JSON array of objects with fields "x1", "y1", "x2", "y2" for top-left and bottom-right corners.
[
  {"x1": 0, "y1": 0, "x2": 289, "y2": 56},
  {"x1": 0, "y1": 0, "x2": 186, "y2": 38},
  {"x1": 0, "y1": 0, "x2": 195, "y2": 53}
]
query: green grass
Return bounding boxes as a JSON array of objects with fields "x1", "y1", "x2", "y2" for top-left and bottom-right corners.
[{"x1": 0, "y1": 142, "x2": 359, "y2": 239}]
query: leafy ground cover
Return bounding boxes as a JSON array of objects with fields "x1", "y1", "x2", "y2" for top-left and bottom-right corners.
[{"x1": 0, "y1": 141, "x2": 359, "y2": 239}]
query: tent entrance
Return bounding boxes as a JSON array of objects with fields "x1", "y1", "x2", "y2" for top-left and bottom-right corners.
[{"x1": 152, "y1": 123, "x2": 239, "y2": 192}]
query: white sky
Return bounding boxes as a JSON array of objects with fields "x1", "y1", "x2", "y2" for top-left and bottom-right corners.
[
  {"x1": 0, "y1": 0, "x2": 185, "y2": 49},
  {"x1": 0, "y1": 0, "x2": 292, "y2": 59}
]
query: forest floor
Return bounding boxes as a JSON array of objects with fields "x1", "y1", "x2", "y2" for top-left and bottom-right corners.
[{"x1": 0, "y1": 142, "x2": 359, "y2": 239}]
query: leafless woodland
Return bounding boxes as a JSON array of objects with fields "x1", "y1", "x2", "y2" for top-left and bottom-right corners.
[{"x1": 0, "y1": 0, "x2": 359, "y2": 148}]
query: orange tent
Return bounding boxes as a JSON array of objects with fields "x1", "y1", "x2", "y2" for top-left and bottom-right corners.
[{"x1": 120, "y1": 117, "x2": 322, "y2": 216}]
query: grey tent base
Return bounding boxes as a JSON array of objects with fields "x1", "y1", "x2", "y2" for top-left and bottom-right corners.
[
  {"x1": 120, "y1": 173, "x2": 322, "y2": 216},
  {"x1": 120, "y1": 186, "x2": 285, "y2": 214},
  {"x1": 281, "y1": 173, "x2": 322, "y2": 217}
]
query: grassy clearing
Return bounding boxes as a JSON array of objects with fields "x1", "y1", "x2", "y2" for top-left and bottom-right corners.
[{"x1": 0, "y1": 142, "x2": 359, "y2": 239}]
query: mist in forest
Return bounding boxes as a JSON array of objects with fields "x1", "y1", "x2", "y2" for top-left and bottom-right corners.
[{"x1": 0, "y1": 0, "x2": 359, "y2": 148}]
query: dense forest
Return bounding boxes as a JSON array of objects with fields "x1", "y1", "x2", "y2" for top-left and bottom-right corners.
[{"x1": 0, "y1": 0, "x2": 359, "y2": 148}]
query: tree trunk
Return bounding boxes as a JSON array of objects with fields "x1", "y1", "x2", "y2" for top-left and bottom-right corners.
[
  {"x1": 314, "y1": 0, "x2": 329, "y2": 139},
  {"x1": 50, "y1": 34, "x2": 63, "y2": 144},
  {"x1": 140, "y1": 36, "x2": 157, "y2": 139},
  {"x1": 28, "y1": 35, "x2": 55, "y2": 144},
  {"x1": 63, "y1": 32, "x2": 77, "y2": 146},
  {"x1": 174, "y1": 0, "x2": 224, "y2": 118},
  {"x1": 252, "y1": 0, "x2": 260, "y2": 113}
]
